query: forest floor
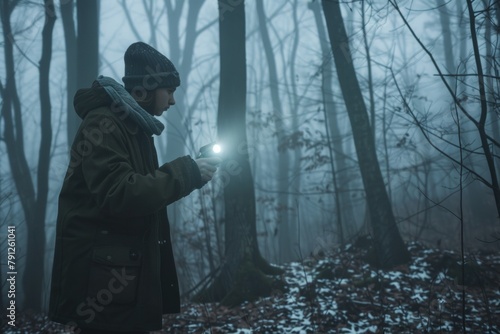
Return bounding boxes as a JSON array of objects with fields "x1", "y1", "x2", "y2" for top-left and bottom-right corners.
[{"x1": 3, "y1": 239, "x2": 500, "y2": 333}]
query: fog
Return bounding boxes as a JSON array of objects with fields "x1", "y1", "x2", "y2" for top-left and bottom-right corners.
[{"x1": 1, "y1": 0, "x2": 499, "y2": 330}]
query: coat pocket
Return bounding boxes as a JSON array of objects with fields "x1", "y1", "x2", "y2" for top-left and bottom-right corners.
[{"x1": 87, "y1": 246, "x2": 142, "y2": 305}]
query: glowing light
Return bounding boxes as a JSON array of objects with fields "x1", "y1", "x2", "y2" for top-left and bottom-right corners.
[{"x1": 212, "y1": 144, "x2": 222, "y2": 154}]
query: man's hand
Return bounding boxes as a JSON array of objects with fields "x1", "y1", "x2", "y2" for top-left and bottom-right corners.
[{"x1": 195, "y1": 157, "x2": 222, "y2": 182}]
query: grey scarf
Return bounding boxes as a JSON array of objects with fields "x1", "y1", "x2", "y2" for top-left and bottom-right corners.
[{"x1": 96, "y1": 75, "x2": 165, "y2": 136}]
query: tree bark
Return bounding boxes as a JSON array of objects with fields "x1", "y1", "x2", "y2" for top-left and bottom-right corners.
[
  {"x1": 194, "y1": 0, "x2": 282, "y2": 306},
  {"x1": 76, "y1": 0, "x2": 99, "y2": 96},
  {"x1": 322, "y1": 0, "x2": 410, "y2": 268},
  {"x1": 60, "y1": 0, "x2": 78, "y2": 145}
]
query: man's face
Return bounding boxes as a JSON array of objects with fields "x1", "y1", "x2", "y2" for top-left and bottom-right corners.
[{"x1": 153, "y1": 87, "x2": 176, "y2": 116}]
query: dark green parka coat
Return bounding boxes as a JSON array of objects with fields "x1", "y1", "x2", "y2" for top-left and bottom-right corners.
[{"x1": 49, "y1": 81, "x2": 203, "y2": 332}]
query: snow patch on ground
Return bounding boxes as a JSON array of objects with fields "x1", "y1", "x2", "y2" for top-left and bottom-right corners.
[{"x1": 3, "y1": 242, "x2": 499, "y2": 333}]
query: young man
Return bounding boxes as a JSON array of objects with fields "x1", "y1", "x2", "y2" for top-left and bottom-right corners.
[{"x1": 49, "y1": 42, "x2": 220, "y2": 333}]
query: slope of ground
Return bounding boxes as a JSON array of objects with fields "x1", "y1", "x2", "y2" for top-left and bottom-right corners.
[{"x1": 3, "y1": 240, "x2": 500, "y2": 333}]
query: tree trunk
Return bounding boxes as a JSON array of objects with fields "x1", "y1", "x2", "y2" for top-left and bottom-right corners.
[
  {"x1": 361, "y1": 0, "x2": 375, "y2": 141},
  {"x1": 437, "y1": 0, "x2": 456, "y2": 85},
  {"x1": 456, "y1": 0, "x2": 468, "y2": 97},
  {"x1": 1, "y1": 0, "x2": 36, "y2": 311},
  {"x1": 163, "y1": 0, "x2": 205, "y2": 235},
  {"x1": 164, "y1": 0, "x2": 205, "y2": 163},
  {"x1": 289, "y1": 0, "x2": 302, "y2": 258},
  {"x1": 310, "y1": 0, "x2": 357, "y2": 243},
  {"x1": 163, "y1": 0, "x2": 185, "y2": 165},
  {"x1": 120, "y1": 0, "x2": 211, "y2": 290},
  {"x1": 60, "y1": 0, "x2": 78, "y2": 145},
  {"x1": 466, "y1": 0, "x2": 500, "y2": 219},
  {"x1": 322, "y1": 0, "x2": 410, "y2": 268},
  {"x1": 0, "y1": 0, "x2": 55, "y2": 311},
  {"x1": 483, "y1": 0, "x2": 500, "y2": 181},
  {"x1": 256, "y1": 0, "x2": 292, "y2": 263},
  {"x1": 25, "y1": 0, "x2": 56, "y2": 311},
  {"x1": 194, "y1": 0, "x2": 282, "y2": 306},
  {"x1": 76, "y1": 0, "x2": 99, "y2": 93},
  {"x1": 496, "y1": 1, "x2": 500, "y2": 67},
  {"x1": 0, "y1": 79, "x2": 4, "y2": 321}
]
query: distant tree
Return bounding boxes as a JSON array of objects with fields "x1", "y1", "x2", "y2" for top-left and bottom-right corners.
[
  {"x1": 119, "y1": 0, "x2": 220, "y2": 289},
  {"x1": 256, "y1": 0, "x2": 293, "y2": 263},
  {"x1": 162, "y1": 0, "x2": 216, "y2": 247},
  {"x1": 456, "y1": 0, "x2": 468, "y2": 97},
  {"x1": 119, "y1": 0, "x2": 201, "y2": 160},
  {"x1": 390, "y1": 0, "x2": 500, "y2": 220},
  {"x1": 437, "y1": 0, "x2": 456, "y2": 86},
  {"x1": 163, "y1": 0, "x2": 220, "y2": 280},
  {"x1": 288, "y1": 0, "x2": 302, "y2": 252},
  {"x1": 309, "y1": 0, "x2": 358, "y2": 245},
  {"x1": 0, "y1": 0, "x2": 56, "y2": 311},
  {"x1": 194, "y1": 0, "x2": 282, "y2": 306},
  {"x1": 164, "y1": 0, "x2": 210, "y2": 163},
  {"x1": 322, "y1": 0, "x2": 410, "y2": 268}
]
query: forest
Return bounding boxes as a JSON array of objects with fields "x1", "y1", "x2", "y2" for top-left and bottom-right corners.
[{"x1": 1, "y1": 0, "x2": 499, "y2": 333}]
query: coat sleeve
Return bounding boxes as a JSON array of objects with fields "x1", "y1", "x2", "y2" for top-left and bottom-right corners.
[{"x1": 80, "y1": 113, "x2": 203, "y2": 217}]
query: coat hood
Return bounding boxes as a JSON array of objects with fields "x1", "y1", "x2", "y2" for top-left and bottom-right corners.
[
  {"x1": 73, "y1": 77, "x2": 164, "y2": 136},
  {"x1": 73, "y1": 81, "x2": 112, "y2": 120}
]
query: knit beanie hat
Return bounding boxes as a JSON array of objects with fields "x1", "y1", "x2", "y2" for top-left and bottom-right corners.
[{"x1": 122, "y1": 42, "x2": 180, "y2": 92}]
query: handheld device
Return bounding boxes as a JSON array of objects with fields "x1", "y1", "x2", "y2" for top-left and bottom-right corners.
[{"x1": 198, "y1": 143, "x2": 222, "y2": 158}]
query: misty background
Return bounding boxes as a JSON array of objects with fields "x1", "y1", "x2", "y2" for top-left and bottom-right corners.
[{"x1": 1, "y1": 0, "x2": 499, "y2": 313}]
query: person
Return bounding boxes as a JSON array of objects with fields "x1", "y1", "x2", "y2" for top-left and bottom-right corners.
[{"x1": 49, "y1": 42, "x2": 221, "y2": 333}]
